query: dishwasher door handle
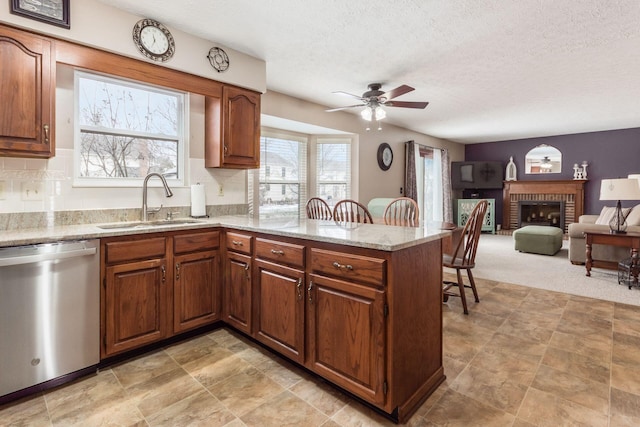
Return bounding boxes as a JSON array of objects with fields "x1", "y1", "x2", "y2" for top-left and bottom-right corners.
[{"x1": 0, "y1": 247, "x2": 97, "y2": 267}]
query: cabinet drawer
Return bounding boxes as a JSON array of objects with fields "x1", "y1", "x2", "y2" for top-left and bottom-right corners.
[
  {"x1": 174, "y1": 230, "x2": 220, "y2": 254},
  {"x1": 104, "y1": 237, "x2": 166, "y2": 264},
  {"x1": 310, "y1": 248, "x2": 386, "y2": 287},
  {"x1": 255, "y1": 238, "x2": 305, "y2": 268},
  {"x1": 225, "y1": 232, "x2": 252, "y2": 254}
]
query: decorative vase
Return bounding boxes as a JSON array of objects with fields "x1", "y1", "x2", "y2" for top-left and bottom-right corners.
[{"x1": 506, "y1": 156, "x2": 517, "y2": 181}]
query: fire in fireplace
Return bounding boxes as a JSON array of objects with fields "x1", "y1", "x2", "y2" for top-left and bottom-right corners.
[{"x1": 518, "y1": 201, "x2": 565, "y2": 229}]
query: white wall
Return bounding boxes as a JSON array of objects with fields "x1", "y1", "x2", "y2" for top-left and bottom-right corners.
[
  {"x1": 0, "y1": 0, "x2": 266, "y2": 92},
  {"x1": 262, "y1": 91, "x2": 464, "y2": 205}
]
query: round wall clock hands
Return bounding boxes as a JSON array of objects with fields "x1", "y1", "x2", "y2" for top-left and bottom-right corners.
[
  {"x1": 207, "y1": 47, "x2": 230, "y2": 72},
  {"x1": 132, "y1": 18, "x2": 175, "y2": 62}
]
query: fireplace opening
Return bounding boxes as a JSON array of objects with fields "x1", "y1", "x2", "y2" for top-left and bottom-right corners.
[{"x1": 518, "y1": 201, "x2": 565, "y2": 229}]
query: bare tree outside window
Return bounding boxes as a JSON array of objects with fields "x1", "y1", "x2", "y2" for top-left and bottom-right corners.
[{"x1": 76, "y1": 72, "x2": 183, "y2": 181}]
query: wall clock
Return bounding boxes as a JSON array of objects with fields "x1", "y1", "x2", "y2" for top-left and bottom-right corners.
[
  {"x1": 207, "y1": 47, "x2": 230, "y2": 72},
  {"x1": 377, "y1": 143, "x2": 393, "y2": 171},
  {"x1": 132, "y1": 18, "x2": 175, "y2": 62}
]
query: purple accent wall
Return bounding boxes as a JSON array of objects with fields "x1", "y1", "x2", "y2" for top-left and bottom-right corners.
[{"x1": 464, "y1": 127, "x2": 640, "y2": 226}]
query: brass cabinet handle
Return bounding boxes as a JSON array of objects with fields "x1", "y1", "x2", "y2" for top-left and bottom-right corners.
[
  {"x1": 296, "y1": 278, "x2": 303, "y2": 300},
  {"x1": 307, "y1": 281, "x2": 313, "y2": 304},
  {"x1": 161, "y1": 265, "x2": 166, "y2": 283},
  {"x1": 224, "y1": 145, "x2": 228, "y2": 156},
  {"x1": 244, "y1": 262, "x2": 250, "y2": 279},
  {"x1": 232, "y1": 240, "x2": 243, "y2": 246},
  {"x1": 175, "y1": 262, "x2": 181, "y2": 280},
  {"x1": 332, "y1": 261, "x2": 353, "y2": 271},
  {"x1": 43, "y1": 124, "x2": 49, "y2": 144},
  {"x1": 271, "y1": 249, "x2": 284, "y2": 255}
]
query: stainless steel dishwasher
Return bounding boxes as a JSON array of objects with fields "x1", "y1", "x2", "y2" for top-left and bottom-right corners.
[{"x1": 0, "y1": 239, "x2": 100, "y2": 398}]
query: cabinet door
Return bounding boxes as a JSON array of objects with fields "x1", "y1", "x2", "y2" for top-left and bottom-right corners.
[
  {"x1": 104, "y1": 258, "x2": 169, "y2": 357},
  {"x1": 0, "y1": 26, "x2": 54, "y2": 158},
  {"x1": 307, "y1": 274, "x2": 386, "y2": 406},
  {"x1": 174, "y1": 250, "x2": 221, "y2": 333},
  {"x1": 224, "y1": 251, "x2": 253, "y2": 333},
  {"x1": 254, "y1": 259, "x2": 305, "y2": 363},
  {"x1": 221, "y1": 86, "x2": 260, "y2": 168}
]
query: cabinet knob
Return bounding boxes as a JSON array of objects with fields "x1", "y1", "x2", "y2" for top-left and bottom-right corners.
[
  {"x1": 175, "y1": 262, "x2": 181, "y2": 280},
  {"x1": 296, "y1": 278, "x2": 303, "y2": 300},
  {"x1": 223, "y1": 145, "x2": 228, "y2": 156},
  {"x1": 161, "y1": 265, "x2": 166, "y2": 283},
  {"x1": 43, "y1": 124, "x2": 50, "y2": 144}
]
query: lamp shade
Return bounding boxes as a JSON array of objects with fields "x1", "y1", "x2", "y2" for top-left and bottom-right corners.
[{"x1": 599, "y1": 178, "x2": 640, "y2": 201}]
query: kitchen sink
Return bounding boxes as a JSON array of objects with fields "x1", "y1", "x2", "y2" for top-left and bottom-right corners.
[{"x1": 97, "y1": 219, "x2": 205, "y2": 230}]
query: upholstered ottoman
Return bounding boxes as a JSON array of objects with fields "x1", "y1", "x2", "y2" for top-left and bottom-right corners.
[{"x1": 513, "y1": 225, "x2": 563, "y2": 255}]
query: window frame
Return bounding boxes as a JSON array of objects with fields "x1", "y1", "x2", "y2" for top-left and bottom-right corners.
[{"x1": 72, "y1": 70, "x2": 188, "y2": 188}]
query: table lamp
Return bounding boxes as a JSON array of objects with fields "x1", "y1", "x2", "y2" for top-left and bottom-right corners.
[{"x1": 599, "y1": 178, "x2": 640, "y2": 234}]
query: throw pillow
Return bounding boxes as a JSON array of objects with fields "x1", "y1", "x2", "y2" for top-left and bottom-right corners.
[
  {"x1": 624, "y1": 204, "x2": 640, "y2": 226},
  {"x1": 595, "y1": 206, "x2": 632, "y2": 225}
]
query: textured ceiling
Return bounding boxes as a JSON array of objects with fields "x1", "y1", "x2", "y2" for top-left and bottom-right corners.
[{"x1": 98, "y1": 0, "x2": 640, "y2": 143}]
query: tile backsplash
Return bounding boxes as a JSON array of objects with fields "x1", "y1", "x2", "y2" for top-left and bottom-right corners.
[{"x1": 0, "y1": 149, "x2": 249, "y2": 229}]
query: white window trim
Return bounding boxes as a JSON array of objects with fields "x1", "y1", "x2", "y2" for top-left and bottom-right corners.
[
  {"x1": 72, "y1": 70, "x2": 188, "y2": 188},
  {"x1": 310, "y1": 135, "x2": 358, "y2": 202}
]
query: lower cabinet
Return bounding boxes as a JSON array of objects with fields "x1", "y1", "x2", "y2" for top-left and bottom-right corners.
[
  {"x1": 224, "y1": 251, "x2": 253, "y2": 333},
  {"x1": 254, "y1": 259, "x2": 305, "y2": 364},
  {"x1": 307, "y1": 273, "x2": 386, "y2": 406},
  {"x1": 101, "y1": 230, "x2": 220, "y2": 358}
]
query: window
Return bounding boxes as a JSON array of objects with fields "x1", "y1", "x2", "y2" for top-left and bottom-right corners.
[
  {"x1": 74, "y1": 71, "x2": 186, "y2": 186},
  {"x1": 250, "y1": 130, "x2": 355, "y2": 219},
  {"x1": 315, "y1": 138, "x2": 351, "y2": 207},
  {"x1": 255, "y1": 133, "x2": 307, "y2": 219}
]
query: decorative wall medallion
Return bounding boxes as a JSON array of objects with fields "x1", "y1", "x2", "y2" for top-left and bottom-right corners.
[{"x1": 207, "y1": 47, "x2": 230, "y2": 72}]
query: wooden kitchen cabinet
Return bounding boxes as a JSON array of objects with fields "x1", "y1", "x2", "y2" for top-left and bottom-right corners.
[
  {"x1": 223, "y1": 232, "x2": 253, "y2": 333},
  {"x1": 101, "y1": 229, "x2": 221, "y2": 358},
  {"x1": 205, "y1": 85, "x2": 260, "y2": 169},
  {"x1": 0, "y1": 25, "x2": 55, "y2": 158},
  {"x1": 173, "y1": 231, "x2": 221, "y2": 333},
  {"x1": 308, "y1": 249, "x2": 387, "y2": 405},
  {"x1": 102, "y1": 237, "x2": 170, "y2": 357},
  {"x1": 254, "y1": 238, "x2": 306, "y2": 363}
]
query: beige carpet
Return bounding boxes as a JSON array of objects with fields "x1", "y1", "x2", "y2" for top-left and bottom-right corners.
[{"x1": 465, "y1": 233, "x2": 640, "y2": 306}]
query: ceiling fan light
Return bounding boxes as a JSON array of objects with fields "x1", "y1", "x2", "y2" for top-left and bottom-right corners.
[
  {"x1": 360, "y1": 107, "x2": 373, "y2": 121},
  {"x1": 374, "y1": 106, "x2": 386, "y2": 120}
]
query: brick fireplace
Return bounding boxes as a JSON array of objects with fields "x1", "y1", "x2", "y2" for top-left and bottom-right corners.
[{"x1": 503, "y1": 180, "x2": 587, "y2": 233}]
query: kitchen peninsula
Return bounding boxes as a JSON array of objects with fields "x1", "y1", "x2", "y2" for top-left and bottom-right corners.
[{"x1": 0, "y1": 216, "x2": 447, "y2": 423}]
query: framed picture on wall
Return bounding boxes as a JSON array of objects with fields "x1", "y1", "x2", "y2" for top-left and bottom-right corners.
[{"x1": 10, "y1": 0, "x2": 70, "y2": 29}]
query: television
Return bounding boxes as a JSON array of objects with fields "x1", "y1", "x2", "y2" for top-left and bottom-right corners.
[{"x1": 451, "y1": 161, "x2": 503, "y2": 190}]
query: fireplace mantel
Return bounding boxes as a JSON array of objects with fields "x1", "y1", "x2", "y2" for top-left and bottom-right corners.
[{"x1": 503, "y1": 180, "x2": 587, "y2": 231}]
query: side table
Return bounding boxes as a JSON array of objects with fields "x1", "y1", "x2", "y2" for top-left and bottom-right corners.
[{"x1": 584, "y1": 231, "x2": 640, "y2": 277}]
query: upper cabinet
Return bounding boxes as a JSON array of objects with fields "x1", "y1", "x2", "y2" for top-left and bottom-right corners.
[
  {"x1": 205, "y1": 85, "x2": 261, "y2": 169},
  {"x1": 0, "y1": 26, "x2": 55, "y2": 158}
]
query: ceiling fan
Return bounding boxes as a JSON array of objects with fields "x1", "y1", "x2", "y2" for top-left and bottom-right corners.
[{"x1": 325, "y1": 83, "x2": 429, "y2": 122}]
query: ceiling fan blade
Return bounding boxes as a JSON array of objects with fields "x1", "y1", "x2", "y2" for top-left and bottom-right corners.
[
  {"x1": 332, "y1": 91, "x2": 364, "y2": 101},
  {"x1": 384, "y1": 100, "x2": 429, "y2": 109},
  {"x1": 383, "y1": 85, "x2": 414, "y2": 100},
  {"x1": 325, "y1": 104, "x2": 365, "y2": 112}
]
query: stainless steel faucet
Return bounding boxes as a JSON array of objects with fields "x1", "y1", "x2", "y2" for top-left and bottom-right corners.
[{"x1": 142, "y1": 173, "x2": 173, "y2": 222}]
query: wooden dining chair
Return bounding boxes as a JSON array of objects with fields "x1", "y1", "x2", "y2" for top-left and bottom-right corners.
[
  {"x1": 383, "y1": 197, "x2": 420, "y2": 226},
  {"x1": 443, "y1": 199, "x2": 488, "y2": 314},
  {"x1": 305, "y1": 197, "x2": 332, "y2": 220},
  {"x1": 333, "y1": 199, "x2": 374, "y2": 223}
]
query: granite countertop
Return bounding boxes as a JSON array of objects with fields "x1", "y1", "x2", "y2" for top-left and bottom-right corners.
[{"x1": 0, "y1": 215, "x2": 450, "y2": 252}]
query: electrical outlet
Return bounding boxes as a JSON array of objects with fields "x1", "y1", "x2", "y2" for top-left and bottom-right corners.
[
  {"x1": 21, "y1": 182, "x2": 43, "y2": 201},
  {"x1": 0, "y1": 181, "x2": 5, "y2": 200},
  {"x1": 218, "y1": 183, "x2": 224, "y2": 196}
]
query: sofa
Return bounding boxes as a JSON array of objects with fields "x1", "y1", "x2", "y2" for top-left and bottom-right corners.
[{"x1": 568, "y1": 205, "x2": 640, "y2": 264}]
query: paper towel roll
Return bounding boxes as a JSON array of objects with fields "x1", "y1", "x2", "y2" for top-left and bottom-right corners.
[{"x1": 190, "y1": 184, "x2": 206, "y2": 217}]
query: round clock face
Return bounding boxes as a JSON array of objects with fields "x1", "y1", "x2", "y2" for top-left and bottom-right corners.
[
  {"x1": 133, "y1": 19, "x2": 175, "y2": 62},
  {"x1": 377, "y1": 143, "x2": 393, "y2": 171}
]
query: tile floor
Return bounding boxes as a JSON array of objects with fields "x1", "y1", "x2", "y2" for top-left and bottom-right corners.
[{"x1": 2, "y1": 275, "x2": 640, "y2": 426}]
